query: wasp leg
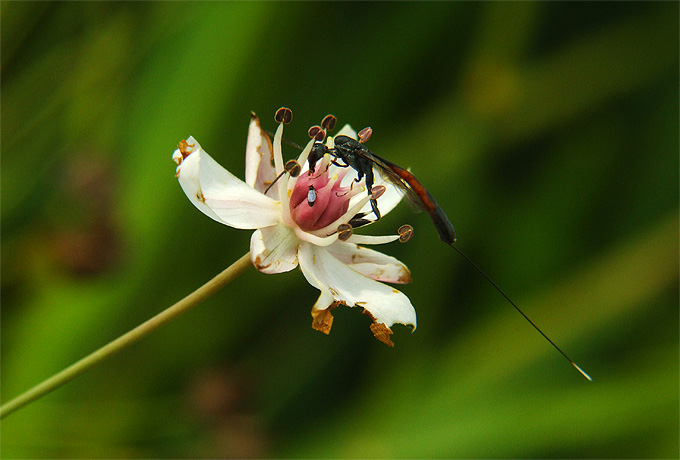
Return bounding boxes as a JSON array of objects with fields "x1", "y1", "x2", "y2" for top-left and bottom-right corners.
[
  {"x1": 331, "y1": 158, "x2": 349, "y2": 168},
  {"x1": 349, "y1": 217, "x2": 373, "y2": 228},
  {"x1": 370, "y1": 198, "x2": 381, "y2": 220}
]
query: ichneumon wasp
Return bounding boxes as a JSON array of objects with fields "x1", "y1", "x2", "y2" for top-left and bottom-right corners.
[{"x1": 272, "y1": 107, "x2": 592, "y2": 381}]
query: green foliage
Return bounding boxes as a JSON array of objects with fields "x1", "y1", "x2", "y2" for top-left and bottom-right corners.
[{"x1": 2, "y1": 2, "x2": 677, "y2": 458}]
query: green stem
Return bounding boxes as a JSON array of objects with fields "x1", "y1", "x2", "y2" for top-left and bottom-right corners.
[{"x1": 0, "y1": 251, "x2": 252, "y2": 419}]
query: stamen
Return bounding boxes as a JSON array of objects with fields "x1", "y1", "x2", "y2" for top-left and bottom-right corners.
[
  {"x1": 272, "y1": 117, "x2": 289, "y2": 223},
  {"x1": 285, "y1": 137, "x2": 318, "y2": 205},
  {"x1": 309, "y1": 154, "x2": 332, "y2": 179},
  {"x1": 313, "y1": 185, "x2": 373, "y2": 236},
  {"x1": 275, "y1": 107, "x2": 293, "y2": 124},
  {"x1": 264, "y1": 160, "x2": 301, "y2": 196},
  {"x1": 272, "y1": 121, "x2": 285, "y2": 176},
  {"x1": 398, "y1": 224, "x2": 414, "y2": 243},
  {"x1": 308, "y1": 125, "x2": 325, "y2": 141},
  {"x1": 321, "y1": 114, "x2": 337, "y2": 131},
  {"x1": 285, "y1": 159, "x2": 301, "y2": 178},
  {"x1": 347, "y1": 234, "x2": 400, "y2": 245},
  {"x1": 371, "y1": 185, "x2": 386, "y2": 200},
  {"x1": 292, "y1": 225, "x2": 339, "y2": 247},
  {"x1": 358, "y1": 127, "x2": 372, "y2": 143},
  {"x1": 336, "y1": 223, "x2": 353, "y2": 241}
]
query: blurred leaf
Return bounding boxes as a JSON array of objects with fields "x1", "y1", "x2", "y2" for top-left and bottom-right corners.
[{"x1": 1, "y1": 2, "x2": 677, "y2": 458}]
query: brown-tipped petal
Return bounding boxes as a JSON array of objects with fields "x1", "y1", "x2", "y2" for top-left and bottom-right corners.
[
  {"x1": 363, "y1": 309, "x2": 395, "y2": 346},
  {"x1": 245, "y1": 113, "x2": 277, "y2": 195},
  {"x1": 175, "y1": 137, "x2": 281, "y2": 229},
  {"x1": 299, "y1": 233, "x2": 417, "y2": 335},
  {"x1": 179, "y1": 139, "x2": 195, "y2": 159},
  {"x1": 311, "y1": 307, "x2": 334, "y2": 335},
  {"x1": 369, "y1": 322, "x2": 394, "y2": 347},
  {"x1": 275, "y1": 107, "x2": 293, "y2": 124}
]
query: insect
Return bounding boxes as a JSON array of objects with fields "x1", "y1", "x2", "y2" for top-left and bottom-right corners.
[
  {"x1": 307, "y1": 185, "x2": 317, "y2": 207},
  {"x1": 271, "y1": 107, "x2": 591, "y2": 381},
  {"x1": 308, "y1": 129, "x2": 456, "y2": 245},
  {"x1": 305, "y1": 112, "x2": 591, "y2": 381}
]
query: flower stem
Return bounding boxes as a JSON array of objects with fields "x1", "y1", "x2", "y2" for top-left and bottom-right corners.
[{"x1": 0, "y1": 252, "x2": 252, "y2": 419}]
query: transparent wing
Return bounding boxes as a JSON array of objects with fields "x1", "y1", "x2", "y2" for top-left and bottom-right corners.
[{"x1": 358, "y1": 150, "x2": 426, "y2": 213}]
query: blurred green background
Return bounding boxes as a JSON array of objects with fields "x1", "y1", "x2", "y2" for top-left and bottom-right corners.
[{"x1": 1, "y1": 2, "x2": 677, "y2": 458}]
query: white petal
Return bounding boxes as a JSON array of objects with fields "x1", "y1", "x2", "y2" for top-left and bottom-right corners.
[
  {"x1": 325, "y1": 242, "x2": 411, "y2": 284},
  {"x1": 334, "y1": 124, "x2": 358, "y2": 140},
  {"x1": 250, "y1": 224, "x2": 299, "y2": 274},
  {"x1": 177, "y1": 139, "x2": 281, "y2": 229},
  {"x1": 244, "y1": 113, "x2": 278, "y2": 198},
  {"x1": 298, "y1": 243, "x2": 416, "y2": 329}
]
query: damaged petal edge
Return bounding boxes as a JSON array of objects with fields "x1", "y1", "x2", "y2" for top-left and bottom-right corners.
[
  {"x1": 311, "y1": 304, "x2": 338, "y2": 335},
  {"x1": 362, "y1": 309, "x2": 395, "y2": 347}
]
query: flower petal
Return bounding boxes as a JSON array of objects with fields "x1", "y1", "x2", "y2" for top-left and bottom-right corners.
[
  {"x1": 311, "y1": 304, "x2": 336, "y2": 335},
  {"x1": 250, "y1": 224, "x2": 299, "y2": 274},
  {"x1": 244, "y1": 113, "x2": 277, "y2": 198},
  {"x1": 325, "y1": 241, "x2": 411, "y2": 284},
  {"x1": 334, "y1": 124, "x2": 358, "y2": 140},
  {"x1": 177, "y1": 138, "x2": 281, "y2": 229},
  {"x1": 298, "y1": 242, "x2": 416, "y2": 331}
]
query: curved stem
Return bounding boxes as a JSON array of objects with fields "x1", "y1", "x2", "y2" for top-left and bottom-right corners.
[{"x1": 0, "y1": 252, "x2": 252, "y2": 419}]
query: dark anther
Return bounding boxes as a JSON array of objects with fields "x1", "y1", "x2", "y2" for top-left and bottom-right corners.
[
  {"x1": 321, "y1": 114, "x2": 337, "y2": 131},
  {"x1": 358, "y1": 127, "x2": 372, "y2": 143},
  {"x1": 308, "y1": 125, "x2": 325, "y2": 141},
  {"x1": 275, "y1": 107, "x2": 293, "y2": 124},
  {"x1": 264, "y1": 160, "x2": 301, "y2": 195},
  {"x1": 337, "y1": 223, "x2": 353, "y2": 241},
  {"x1": 398, "y1": 224, "x2": 414, "y2": 243},
  {"x1": 285, "y1": 160, "x2": 301, "y2": 178},
  {"x1": 371, "y1": 185, "x2": 386, "y2": 200}
]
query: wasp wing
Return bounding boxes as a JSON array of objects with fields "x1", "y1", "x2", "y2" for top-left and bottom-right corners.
[{"x1": 353, "y1": 148, "x2": 427, "y2": 213}]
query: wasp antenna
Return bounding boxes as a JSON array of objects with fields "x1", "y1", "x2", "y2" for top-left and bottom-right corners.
[
  {"x1": 449, "y1": 243, "x2": 592, "y2": 381},
  {"x1": 264, "y1": 130, "x2": 304, "y2": 150},
  {"x1": 572, "y1": 362, "x2": 593, "y2": 381}
]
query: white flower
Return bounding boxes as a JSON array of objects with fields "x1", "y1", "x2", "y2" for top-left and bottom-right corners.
[{"x1": 172, "y1": 109, "x2": 416, "y2": 346}]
